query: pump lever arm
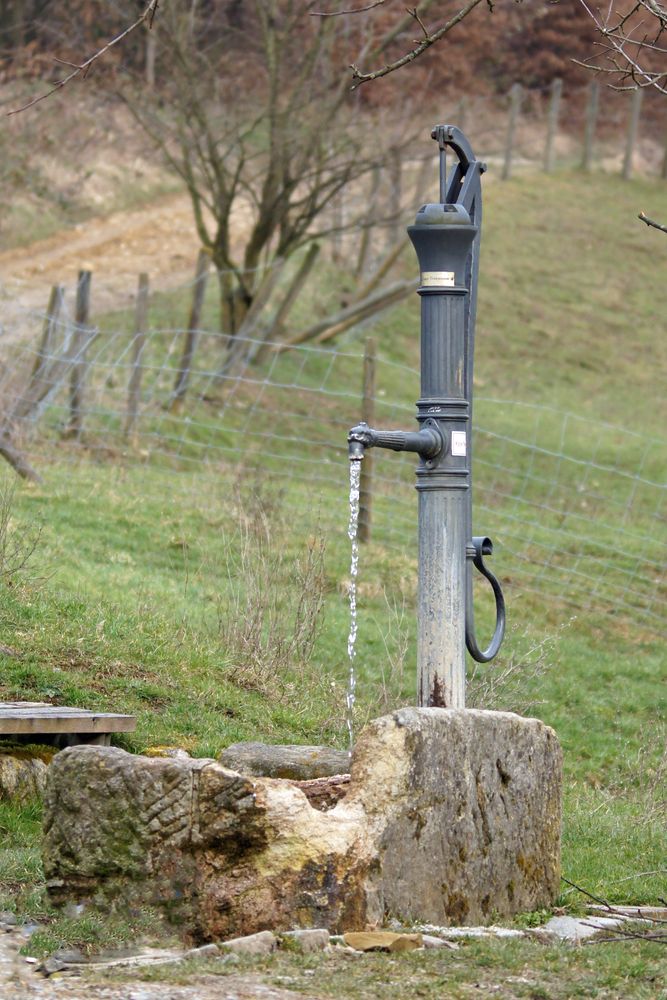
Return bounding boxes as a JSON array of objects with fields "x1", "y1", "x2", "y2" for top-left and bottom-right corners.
[{"x1": 431, "y1": 125, "x2": 475, "y2": 172}]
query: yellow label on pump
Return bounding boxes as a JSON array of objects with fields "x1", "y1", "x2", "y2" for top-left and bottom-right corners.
[{"x1": 421, "y1": 271, "x2": 455, "y2": 288}]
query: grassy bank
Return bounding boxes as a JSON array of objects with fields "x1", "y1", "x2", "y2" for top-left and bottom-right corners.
[{"x1": 0, "y1": 168, "x2": 664, "y2": 989}]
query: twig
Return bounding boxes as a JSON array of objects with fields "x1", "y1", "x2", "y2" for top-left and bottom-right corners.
[
  {"x1": 7, "y1": 0, "x2": 160, "y2": 116},
  {"x1": 350, "y1": 0, "x2": 485, "y2": 87},
  {"x1": 311, "y1": 0, "x2": 385, "y2": 14},
  {"x1": 638, "y1": 210, "x2": 667, "y2": 233},
  {"x1": 561, "y1": 876, "x2": 614, "y2": 909},
  {"x1": 407, "y1": 7, "x2": 431, "y2": 39},
  {"x1": 613, "y1": 870, "x2": 667, "y2": 883},
  {"x1": 563, "y1": 878, "x2": 667, "y2": 927}
]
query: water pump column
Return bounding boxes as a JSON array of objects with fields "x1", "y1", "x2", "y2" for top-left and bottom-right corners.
[{"x1": 409, "y1": 208, "x2": 478, "y2": 709}]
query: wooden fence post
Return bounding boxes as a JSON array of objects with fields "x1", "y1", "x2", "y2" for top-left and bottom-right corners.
[
  {"x1": 622, "y1": 87, "x2": 643, "y2": 180},
  {"x1": 358, "y1": 337, "x2": 376, "y2": 544},
  {"x1": 502, "y1": 83, "x2": 522, "y2": 181},
  {"x1": 543, "y1": 78, "x2": 562, "y2": 173},
  {"x1": 124, "y1": 273, "x2": 150, "y2": 444},
  {"x1": 11, "y1": 285, "x2": 64, "y2": 422},
  {"x1": 661, "y1": 127, "x2": 667, "y2": 179},
  {"x1": 65, "y1": 269, "x2": 92, "y2": 439},
  {"x1": 387, "y1": 147, "x2": 403, "y2": 248},
  {"x1": 32, "y1": 284, "x2": 63, "y2": 379},
  {"x1": 170, "y1": 249, "x2": 209, "y2": 412},
  {"x1": 145, "y1": 24, "x2": 156, "y2": 86},
  {"x1": 581, "y1": 80, "x2": 599, "y2": 171},
  {"x1": 356, "y1": 166, "x2": 381, "y2": 278}
]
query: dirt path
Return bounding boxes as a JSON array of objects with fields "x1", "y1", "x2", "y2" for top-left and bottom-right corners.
[{"x1": 0, "y1": 192, "x2": 202, "y2": 336}]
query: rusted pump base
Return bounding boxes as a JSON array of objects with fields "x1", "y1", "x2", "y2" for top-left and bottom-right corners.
[{"x1": 43, "y1": 709, "x2": 562, "y2": 940}]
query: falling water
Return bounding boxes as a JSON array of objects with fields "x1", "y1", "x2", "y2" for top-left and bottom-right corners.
[{"x1": 346, "y1": 459, "x2": 362, "y2": 753}]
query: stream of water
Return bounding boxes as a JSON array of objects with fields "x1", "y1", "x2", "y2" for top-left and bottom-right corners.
[{"x1": 346, "y1": 460, "x2": 361, "y2": 754}]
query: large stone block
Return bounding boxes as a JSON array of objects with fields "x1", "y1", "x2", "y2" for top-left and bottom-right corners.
[{"x1": 43, "y1": 709, "x2": 562, "y2": 939}]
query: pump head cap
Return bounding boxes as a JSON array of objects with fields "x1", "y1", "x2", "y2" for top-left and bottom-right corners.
[{"x1": 414, "y1": 203, "x2": 471, "y2": 226}]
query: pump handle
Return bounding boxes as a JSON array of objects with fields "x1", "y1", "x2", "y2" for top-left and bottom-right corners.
[
  {"x1": 431, "y1": 125, "x2": 476, "y2": 172},
  {"x1": 465, "y1": 536, "x2": 506, "y2": 663}
]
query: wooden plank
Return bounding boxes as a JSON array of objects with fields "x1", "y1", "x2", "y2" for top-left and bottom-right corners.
[
  {"x1": 0, "y1": 708, "x2": 133, "y2": 717},
  {"x1": 0, "y1": 704, "x2": 135, "y2": 735}
]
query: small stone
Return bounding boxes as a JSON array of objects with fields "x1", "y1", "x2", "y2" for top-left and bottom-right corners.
[
  {"x1": 39, "y1": 956, "x2": 66, "y2": 976},
  {"x1": 183, "y1": 943, "x2": 220, "y2": 959},
  {"x1": 24, "y1": 956, "x2": 38, "y2": 964},
  {"x1": 0, "y1": 754, "x2": 48, "y2": 804},
  {"x1": 0, "y1": 910, "x2": 17, "y2": 927},
  {"x1": 422, "y1": 935, "x2": 459, "y2": 950},
  {"x1": 343, "y1": 931, "x2": 422, "y2": 952},
  {"x1": 52, "y1": 947, "x2": 87, "y2": 963},
  {"x1": 280, "y1": 929, "x2": 330, "y2": 952},
  {"x1": 538, "y1": 915, "x2": 627, "y2": 943},
  {"x1": 220, "y1": 952, "x2": 240, "y2": 965},
  {"x1": 142, "y1": 746, "x2": 191, "y2": 760},
  {"x1": 220, "y1": 931, "x2": 277, "y2": 956}
]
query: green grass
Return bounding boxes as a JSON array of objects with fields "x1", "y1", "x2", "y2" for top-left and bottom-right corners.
[
  {"x1": 0, "y1": 169, "x2": 665, "y2": 986},
  {"x1": 75, "y1": 938, "x2": 667, "y2": 999}
]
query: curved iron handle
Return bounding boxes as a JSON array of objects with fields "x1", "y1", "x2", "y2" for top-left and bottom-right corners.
[{"x1": 465, "y1": 536, "x2": 506, "y2": 663}]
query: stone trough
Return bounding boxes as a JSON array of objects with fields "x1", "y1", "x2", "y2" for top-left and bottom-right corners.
[{"x1": 43, "y1": 708, "x2": 562, "y2": 940}]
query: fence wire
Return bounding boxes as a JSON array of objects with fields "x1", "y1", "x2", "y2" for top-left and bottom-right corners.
[{"x1": 0, "y1": 304, "x2": 664, "y2": 636}]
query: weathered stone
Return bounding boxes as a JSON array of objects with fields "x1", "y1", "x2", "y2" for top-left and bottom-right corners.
[
  {"x1": 183, "y1": 943, "x2": 220, "y2": 959},
  {"x1": 38, "y1": 955, "x2": 66, "y2": 976},
  {"x1": 52, "y1": 947, "x2": 87, "y2": 963},
  {"x1": 43, "y1": 709, "x2": 562, "y2": 939},
  {"x1": 219, "y1": 742, "x2": 350, "y2": 780},
  {"x1": 280, "y1": 929, "x2": 330, "y2": 952},
  {"x1": 536, "y1": 914, "x2": 639, "y2": 943},
  {"x1": 343, "y1": 931, "x2": 422, "y2": 952},
  {"x1": 220, "y1": 931, "x2": 277, "y2": 956},
  {"x1": 291, "y1": 774, "x2": 350, "y2": 811},
  {"x1": 0, "y1": 753, "x2": 48, "y2": 804},
  {"x1": 142, "y1": 746, "x2": 192, "y2": 760},
  {"x1": 421, "y1": 935, "x2": 459, "y2": 950}
]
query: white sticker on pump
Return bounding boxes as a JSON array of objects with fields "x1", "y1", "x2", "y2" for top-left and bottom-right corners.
[
  {"x1": 451, "y1": 431, "x2": 467, "y2": 456},
  {"x1": 421, "y1": 271, "x2": 455, "y2": 288}
]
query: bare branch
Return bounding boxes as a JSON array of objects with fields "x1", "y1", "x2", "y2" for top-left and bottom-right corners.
[
  {"x1": 350, "y1": 0, "x2": 486, "y2": 88},
  {"x1": 311, "y1": 0, "x2": 385, "y2": 15},
  {"x1": 638, "y1": 210, "x2": 667, "y2": 233},
  {"x1": 7, "y1": 0, "x2": 160, "y2": 116},
  {"x1": 407, "y1": 6, "x2": 431, "y2": 40},
  {"x1": 579, "y1": 0, "x2": 667, "y2": 94}
]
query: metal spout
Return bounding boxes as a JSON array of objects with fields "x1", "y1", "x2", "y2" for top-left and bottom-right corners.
[
  {"x1": 348, "y1": 420, "x2": 443, "y2": 461},
  {"x1": 348, "y1": 436, "x2": 365, "y2": 461}
]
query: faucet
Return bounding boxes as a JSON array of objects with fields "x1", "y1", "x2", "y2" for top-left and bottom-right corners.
[{"x1": 348, "y1": 420, "x2": 443, "y2": 464}]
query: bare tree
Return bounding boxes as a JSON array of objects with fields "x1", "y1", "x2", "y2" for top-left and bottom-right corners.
[
  {"x1": 577, "y1": 0, "x2": 667, "y2": 94},
  {"x1": 121, "y1": 0, "x2": 420, "y2": 337}
]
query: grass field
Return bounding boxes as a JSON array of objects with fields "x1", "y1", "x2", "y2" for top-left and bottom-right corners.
[{"x1": 0, "y1": 168, "x2": 665, "y2": 994}]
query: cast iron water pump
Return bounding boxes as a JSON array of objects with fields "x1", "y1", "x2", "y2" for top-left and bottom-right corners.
[{"x1": 348, "y1": 126, "x2": 505, "y2": 709}]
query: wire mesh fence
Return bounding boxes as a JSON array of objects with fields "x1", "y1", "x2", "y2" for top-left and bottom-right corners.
[{"x1": 0, "y1": 298, "x2": 664, "y2": 637}]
